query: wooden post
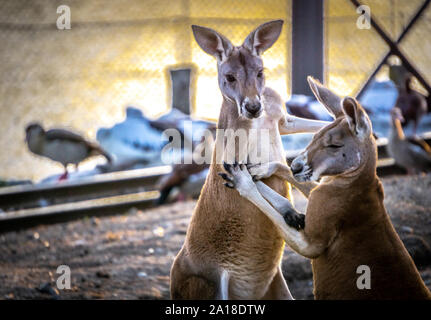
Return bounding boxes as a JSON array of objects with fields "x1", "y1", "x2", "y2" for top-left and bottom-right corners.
[
  {"x1": 170, "y1": 68, "x2": 191, "y2": 115},
  {"x1": 291, "y1": 0, "x2": 324, "y2": 95}
]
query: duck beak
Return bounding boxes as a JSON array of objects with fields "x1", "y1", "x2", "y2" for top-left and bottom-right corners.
[{"x1": 283, "y1": 114, "x2": 330, "y2": 134}]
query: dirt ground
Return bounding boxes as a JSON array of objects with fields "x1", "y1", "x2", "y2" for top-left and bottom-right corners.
[{"x1": 0, "y1": 174, "x2": 431, "y2": 300}]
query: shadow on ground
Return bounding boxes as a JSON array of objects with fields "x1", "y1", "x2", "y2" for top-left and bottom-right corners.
[{"x1": 0, "y1": 174, "x2": 430, "y2": 299}]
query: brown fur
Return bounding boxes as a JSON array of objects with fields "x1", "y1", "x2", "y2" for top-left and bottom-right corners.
[
  {"x1": 222, "y1": 77, "x2": 431, "y2": 299},
  {"x1": 170, "y1": 21, "x2": 291, "y2": 300},
  {"x1": 287, "y1": 80, "x2": 431, "y2": 299},
  {"x1": 170, "y1": 93, "x2": 291, "y2": 299},
  {"x1": 170, "y1": 21, "x2": 330, "y2": 300},
  {"x1": 305, "y1": 133, "x2": 431, "y2": 299}
]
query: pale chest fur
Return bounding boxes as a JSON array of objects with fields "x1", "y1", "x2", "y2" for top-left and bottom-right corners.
[
  {"x1": 222, "y1": 101, "x2": 286, "y2": 164},
  {"x1": 249, "y1": 110, "x2": 286, "y2": 164}
]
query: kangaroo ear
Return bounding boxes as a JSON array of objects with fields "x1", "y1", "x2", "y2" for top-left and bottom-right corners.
[
  {"x1": 192, "y1": 25, "x2": 233, "y2": 62},
  {"x1": 243, "y1": 20, "x2": 283, "y2": 56},
  {"x1": 342, "y1": 97, "x2": 372, "y2": 139},
  {"x1": 307, "y1": 76, "x2": 343, "y2": 119}
]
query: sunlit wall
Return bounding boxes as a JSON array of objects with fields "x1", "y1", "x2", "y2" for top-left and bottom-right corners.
[
  {"x1": 0, "y1": 0, "x2": 291, "y2": 181},
  {"x1": 0, "y1": 0, "x2": 430, "y2": 181}
]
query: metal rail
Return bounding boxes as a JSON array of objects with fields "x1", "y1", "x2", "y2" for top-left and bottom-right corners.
[
  {"x1": 0, "y1": 191, "x2": 159, "y2": 233},
  {"x1": 0, "y1": 136, "x2": 430, "y2": 233},
  {"x1": 0, "y1": 165, "x2": 171, "y2": 211}
]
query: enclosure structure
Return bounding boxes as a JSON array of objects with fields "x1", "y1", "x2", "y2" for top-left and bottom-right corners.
[{"x1": 0, "y1": 0, "x2": 430, "y2": 181}]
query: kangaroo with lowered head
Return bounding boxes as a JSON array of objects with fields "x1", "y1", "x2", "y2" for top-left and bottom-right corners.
[
  {"x1": 220, "y1": 77, "x2": 431, "y2": 299},
  {"x1": 170, "y1": 21, "x2": 329, "y2": 299}
]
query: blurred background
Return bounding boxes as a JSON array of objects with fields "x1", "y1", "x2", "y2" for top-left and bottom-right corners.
[
  {"x1": 1, "y1": 0, "x2": 431, "y2": 301},
  {"x1": 1, "y1": 0, "x2": 430, "y2": 182}
]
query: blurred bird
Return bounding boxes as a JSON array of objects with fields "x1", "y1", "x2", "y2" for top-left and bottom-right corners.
[
  {"x1": 26, "y1": 123, "x2": 112, "y2": 181},
  {"x1": 156, "y1": 163, "x2": 209, "y2": 204},
  {"x1": 394, "y1": 74, "x2": 428, "y2": 136},
  {"x1": 150, "y1": 108, "x2": 217, "y2": 150},
  {"x1": 156, "y1": 131, "x2": 215, "y2": 205},
  {"x1": 96, "y1": 107, "x2": 170, "y2": 166},
  {"x1": 387, "y1": 108, "x2": 431, "y2": 174}
]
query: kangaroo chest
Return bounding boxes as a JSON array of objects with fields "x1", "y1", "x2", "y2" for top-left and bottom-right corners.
[
  {"x1": 222, "y1": 115, "x2": 286, "y2": 165},
  {"x1": 251, "y1": 116, "x2": 286, "y2": 163},
  {"x1": 192, "y1": 117, "x2": 289, "y2": 298}
]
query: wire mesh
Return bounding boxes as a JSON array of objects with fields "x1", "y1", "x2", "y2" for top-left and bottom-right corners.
[
  {"x1": 0, "y1": 0, "x2": 291, "y2": 181},
  {"x1": 0, "y1": 0, "x2": 430, "y2": 181}
]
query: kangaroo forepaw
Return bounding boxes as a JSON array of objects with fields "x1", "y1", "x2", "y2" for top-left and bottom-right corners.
[
  {"x1": 247, "y1": 162, "x2": 280, "y2": 181},
  {"x1": 282, "y1": 209, "x2": 305, "y2": 230},
  {"x1": 219, "y1": 162, "x2": 256, "y2": 196},
  {"x1": 218, "y1": 172, "x2": 234, "y2": 188}
]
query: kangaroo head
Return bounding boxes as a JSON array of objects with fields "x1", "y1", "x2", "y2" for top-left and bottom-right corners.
[
  {"x1": 291, "y1": 77, "x2": 374, "y2": 182},
  {"x1": 192, "y1": 20, "x2": 283, "y2": 120}
]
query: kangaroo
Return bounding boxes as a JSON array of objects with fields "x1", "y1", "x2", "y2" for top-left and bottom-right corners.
[
  {"x1": 220, "y1": 77, "x2": 431, "y2": 299},
  {"x1": 170, "y1": 22, "x2": 329, "y2": 300}
]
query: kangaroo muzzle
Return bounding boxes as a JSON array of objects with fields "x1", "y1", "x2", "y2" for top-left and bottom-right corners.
[
  {"x1": 291, "y1": 153, "x2": 313, "y2": 182},
  {"x1": 291, "y1": 159, "x2": 304, "y2": 175},
  {"x1": 241, "y1": 97, "x2": 262, "y2": 119}
]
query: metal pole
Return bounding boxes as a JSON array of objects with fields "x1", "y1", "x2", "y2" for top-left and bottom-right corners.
[
  {"x1": 354, "y1": 0, "x2": 431, "y2": 100},
  {"x1": 291, "y1": 0, "x2": 324, "y2": 95},
  {"x1": 350, "y1": 0, "x2": 431, "y2": 98},
  {"x1": 170, "y1": 69, "x2": 191, "y2": 115}
]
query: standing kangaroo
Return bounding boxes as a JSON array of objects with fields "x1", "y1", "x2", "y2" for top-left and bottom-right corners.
[
  {"x1": 221, "y1": 77, "x2": 431, "y2": 299},
  {"x1": 170, "y1": 21, "x2": 328, "y2": 299}
]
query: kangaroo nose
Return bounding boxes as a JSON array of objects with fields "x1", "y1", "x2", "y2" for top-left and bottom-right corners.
[
  {"x1": 244, "y1": 101, "x2": 262, "y2": 116},
  {"x1": 291, "y1": 159, "x2": 304, "y2": 175}
]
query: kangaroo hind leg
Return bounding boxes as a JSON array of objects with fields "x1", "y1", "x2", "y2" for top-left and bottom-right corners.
[
  {"x1": 171, "y1": 254, "x2": 229, "y2": 300},
  {"x1": 261, "y1": 266, "x2": 293, "y2": 300},
  {"x1": 216, "y1": 269, "x2": 230, "y2": 300}
]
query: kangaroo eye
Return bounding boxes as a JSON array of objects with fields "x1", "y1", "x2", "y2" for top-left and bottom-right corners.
[
  {"x1": 257, "y1": 70, "x2": 263, "y2": 78},
  {"x1": 327, "y1": 144, "x2": 343, "y2": 149},
  {"x1": 225, "y1": 74, "x2": 236, "y2": 83}
]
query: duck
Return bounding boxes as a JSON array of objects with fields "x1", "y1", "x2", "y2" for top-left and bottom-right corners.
[
  {"x1": 387, "y1": 108, "x2": 431, "y2": 174},
  {"x1": 26, "y1": 123, "x2": 112, "y2": 181},
  {"x1": 156, "y1": 130, "x2": 215, "y2": 204},
  {"x1": 96, "y1": 107, "x2": 165, "y2": 166},
  {"x1": 394, "y1": 74, "x2": 428, "y2": 136}
]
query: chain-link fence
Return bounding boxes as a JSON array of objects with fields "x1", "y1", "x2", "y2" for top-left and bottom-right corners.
[
  {"x1": 0, "y1": 0, "x2": 291, "y2": 181},
  {"x1": 0, "y1": 0, "x2": 430, "y2": 181},
  {"x1": 325, "y1": 0, "x2": 431, "y2": 96}
]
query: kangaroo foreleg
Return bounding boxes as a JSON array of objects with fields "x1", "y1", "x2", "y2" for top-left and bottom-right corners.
[
  {"x1": 219, "y1": 162, "x2": 323, "y2": 258},
  {"x1": 255, "y1": 180, "x2": 300, "y2": 217},
  {"x1": 248, "y1": 162, "x2": 318, "y2": 198},
  {"x1": 279, "y1": 114, "x2": 329, "y2": 135},
  {"x1": 220, "y1": 163, "x2": 304, "y2": 235}
]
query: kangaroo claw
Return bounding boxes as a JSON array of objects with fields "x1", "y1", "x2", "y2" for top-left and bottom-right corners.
[
  {"x1": 282, "y1": 210, "x2": 305, "y2": 230},
  {"x1": 224, "y1": 182, "x2": 234, "y2": 189},
  {"x1": 218, "y1": 172, "x2": 233, "y2": 183},
  {"x1": 223, "y1": 161, "x2": 232, "y2": 173}
]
